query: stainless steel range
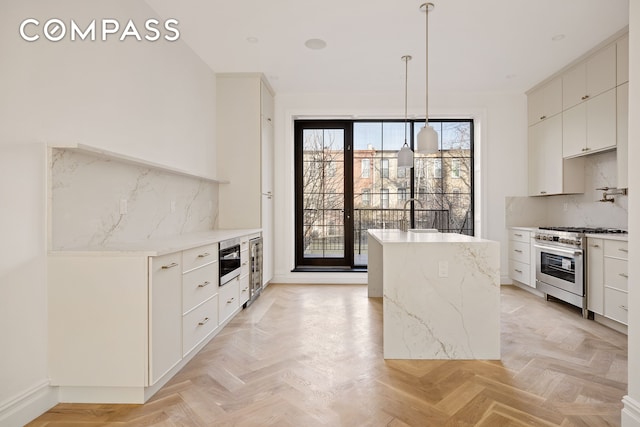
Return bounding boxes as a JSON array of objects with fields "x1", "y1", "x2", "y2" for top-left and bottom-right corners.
[{"x1": 534, "y1": 226, "x2": 627, "y2": 318}]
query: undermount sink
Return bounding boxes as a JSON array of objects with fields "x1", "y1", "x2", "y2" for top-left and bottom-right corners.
[{"x1": 408, "y1": 228, "x2": 439, "y2": 233}]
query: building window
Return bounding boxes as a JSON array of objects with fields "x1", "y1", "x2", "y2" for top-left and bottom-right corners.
[
  {"x1": 381, "y1": 159, "x2": 389, "y2": 178},
  {"x1": 397, "y1": 166, "x2": 406, "y2": 178},
  {"x1": 451, "y1": 159, "x2": 461, "y2": 178},
  {"x1": 398, "y1": 188, "x2": 407, "y2": 201},
  {"x1": 361, "y1": 158, "x2": 370, "y2": 178},
  {"x1": 362, "y1": 189, "x2": 370, "y2": 206},
  {"x1": 431, "y1": 158, "x2": 442, "y2": 179},
  {"x1": 381, "y1": 188, "x2": 389, "y2": 208}
]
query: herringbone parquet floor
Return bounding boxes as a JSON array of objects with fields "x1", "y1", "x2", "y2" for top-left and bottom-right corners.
[{"x1": 28, "y1": 284, "x2": 627, "y2": 426}]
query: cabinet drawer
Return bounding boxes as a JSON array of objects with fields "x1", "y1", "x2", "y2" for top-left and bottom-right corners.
[
  {"x1": 509, "y1": 229, "x2": 530, "y2": 243},
  {"x1": 509, "y1": 260, "x2": 531, "y2": 286},
  {"x1": 182, "y1": 243, "x2": 218, "y2": 273},
  {"x1": 182, "y1": 295, "x2": 218, "y2": 357},
  {"x1": 604, "y1": 240, "x2": 628, "y2": 259},
  {"x1": 219, "y1": 278, "x2": 240, "y2": 325},
  {"x1": 509, "y1": 241, "x2": 530, "y2": 263},
  {"x1": 240, "y1": 249, "x2": 250, "y2": 277},
  {"x1": 604, "y1": 258, "x2": 628, "y2": 291},
  {"x1": 182, "y1": 262, "x2": 218, "y2": 314},
  {"x1": 239, "y1": 274, "x2": 250, "y2": 305},
  {"x1": 604, "y1": 287, "x2": 628, "y2": 325}
]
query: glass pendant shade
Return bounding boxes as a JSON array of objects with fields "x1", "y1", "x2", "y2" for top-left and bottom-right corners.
[
  {"x1": 397, "y1": 143, "x2": 414, "y2": 168},
  {"x1": 416, "y1": 124, "x2": 438, "y2": 154}
]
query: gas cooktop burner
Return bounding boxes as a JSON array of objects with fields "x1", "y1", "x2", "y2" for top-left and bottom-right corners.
[{"x1": 539, "y1": 226, "x2": 627, "y2": 234}]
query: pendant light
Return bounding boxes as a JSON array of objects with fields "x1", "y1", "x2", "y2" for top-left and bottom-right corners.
[
  {"x1": 416, "y1": 2, "x2": 438, "y2": 154},
  {"x1": 397, "y1": 55, "x2": 414, "y2": 169}
]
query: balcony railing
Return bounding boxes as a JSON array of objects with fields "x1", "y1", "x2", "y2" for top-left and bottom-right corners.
[{"x1": 303, "y1": 208, "x2": 472, "y2": 262}]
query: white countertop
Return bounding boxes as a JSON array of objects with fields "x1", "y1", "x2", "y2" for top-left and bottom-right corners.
[
  {"x1": 49, "y1": 229, "x2": 262, "y2": 256},
  {"x1": 368, "y1": 229, "x2": 495, "y2": 244},
  {"x1": 585, "y1": 233, "x2": 628, "y2": 241}
]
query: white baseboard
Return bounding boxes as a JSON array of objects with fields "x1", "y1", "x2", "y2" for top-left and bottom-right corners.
[
  {"x1": 0, "y1": 381, "x2": 58, "y2": 427},
  {"x1": 623, "y1": 396, "x2": 640, "y2": 427},
  {"x1": 272, "y1": 272, "x2": 367, "y2": 285}
]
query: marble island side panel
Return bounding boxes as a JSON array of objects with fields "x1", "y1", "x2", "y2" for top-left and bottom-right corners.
[{"x1": 367, "y1": 230, "x2": 501, "y2": 360}]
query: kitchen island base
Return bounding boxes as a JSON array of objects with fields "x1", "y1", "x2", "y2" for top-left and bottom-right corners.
[{"x1": 368, "y1": 229, "x2": 500, "y2": 360}]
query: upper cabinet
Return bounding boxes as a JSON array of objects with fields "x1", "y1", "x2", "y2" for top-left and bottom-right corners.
[
  {"x1": 617, "y1": 34, "x2": 629, "y2": 85},
  {"x1": 526, "y1": 31, "x2": 628, "y2": 196},
  {"x1": 527, "y1": 77, "x2": 562, "y2": 126},
  {"x1": 562, "y1": 44, "x2": 616, "y2": 111}
]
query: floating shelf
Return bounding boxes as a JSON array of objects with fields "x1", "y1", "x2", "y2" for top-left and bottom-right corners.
[{"x1": 50, "y1": 143, "x2": 229, "y2": 184}]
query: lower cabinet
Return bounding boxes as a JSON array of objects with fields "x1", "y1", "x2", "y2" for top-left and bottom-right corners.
[
  {"x1": 48, "y1": 233, "x2": 256, "y2": 404},
  {"x1": 508, "y1": 228, "x2": 535, "y2": 288},
  {"x1": 587, "y1": 237, "x2": 628, "y2": 326}
]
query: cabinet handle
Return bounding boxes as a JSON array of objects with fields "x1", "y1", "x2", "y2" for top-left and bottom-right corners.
[
  {"x1": 618, "y1": 248, "x2": 629, "y2": 253},
  {"x1": 540, "y1": 191, "x2": 547, "y2": 195},
  {"x1": 514, "y1": 233, "x2": 523, "y2": 237},
  {"x1": 619, "y1": 273, "x2": 628, "y2": 278},
  {"x1": 591, "y1": 244, "x2": 600, "y2": 248},
  {"x1": 581, "y1": 95, "x2": 590, "y2": 100},
  {"x1": 514, "y1": 269, "x2": 523, "y2": 274},
  {"x1": 514, "y1": 249, "x2": 523, "y2": 253},
  {"x1": 619, "y1": 305, "x2": 628, "y2": 311},
  {"x1": 161, "y1": 262, "x2": 179, "y2": 269},
  {"x1": 582, "y1": 147, "x2": 590, "y2": 152},
  {"x1": 198, "y1": 317, "x2": 210, "y2": 326},
  {"x1": 540, "y1": 115, "x2": 546, "y2": 120},
  {"x1": 242, "y1": 261, "x2": 248, "y2": 266},
  {"x1": 227, "y1": 297, "x2": 235, "y2": 304},
  {"x1": 242, "y1": 288, "x2": 248, "y2": 293},
  {"x1": 198, "y1": 281, "x2": 211, "y2": 288},
  {"x1": 197, "y1": 252, "x2": 211, "y2": 258},
  {"x1": 262, "y1": 191, "x2": 273, "y2": 199},
  {"x1": 242, "y1": 241, "x2": 248, "y2": 246}
]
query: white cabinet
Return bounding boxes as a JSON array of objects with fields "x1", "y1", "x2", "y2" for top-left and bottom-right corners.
[
  {"x1": 239, "y1": 236, "x2": 251, "y2": 306},
  {"x1": 508, "y1": 229, "x2": 535, "y2": 288},
  {"x1": 562, "y1": 44, "x2": 616, "y2": 110},
  {"x1": 181, "y1": 244, "x2": 219, "y2": 357},
  {"x1": 603, "y1": 240, "x2": 628, "y2": 325},
  {"x1": 587, "y1": 238, "x2": 604, "y2": 315},
  {"x1": 562, "y1": 88, "x2": 617, "y2": 158},
  {"x1": 617, "y1": 34, "x2": 629, "y2": 85},
  {"x1": 617, "y1": 83, "x2": 629, "y2": 188},
  {"x1": 587, "y1": 238, "x2": 628, "y2": 326},
  {"x1": 149, "y1": 253, "x2": 183, "y2": 385},
  {"x1": 219, "y1": 277, "x2": 240, "y2": 325},
  {"x1": 217, "y1": 74, "x2": 274, "y2": 287},
  {"x1": 528, "y1": 115, "x2": 584, "y2": 196},
  {"x1": 527, "y1": 77, "x2": 562, "y2": 126}
]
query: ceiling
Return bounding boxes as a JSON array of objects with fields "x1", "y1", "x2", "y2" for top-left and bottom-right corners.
[{"x1": 145, "y1": 0, "x2": 629, "y2": 97}]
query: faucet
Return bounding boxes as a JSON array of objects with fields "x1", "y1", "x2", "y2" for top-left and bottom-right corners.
[{"x1": 400, "y1": 198, "x2": 423, "y2": 232}]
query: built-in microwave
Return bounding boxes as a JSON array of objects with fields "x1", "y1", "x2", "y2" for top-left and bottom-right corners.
[{"x1": 219, "y1": 238, "x2": 241, "y2": 286}]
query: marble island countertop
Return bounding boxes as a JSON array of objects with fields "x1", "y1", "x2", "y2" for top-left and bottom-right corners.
[
  {"x1": 49, "y1": 228, "x2": 261, "y2": 256},
  {"x1": 368, "y1": 229, "x2": 495, "y2": 244}
]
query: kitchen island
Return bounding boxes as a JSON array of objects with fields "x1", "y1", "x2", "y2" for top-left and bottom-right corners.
[{"x1": 368, "y1": 229, "x2": 500, "y2": 360}]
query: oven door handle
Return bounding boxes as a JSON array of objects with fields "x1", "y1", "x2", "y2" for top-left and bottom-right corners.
[{"x1": 534, "y1": 244, "x2": 583, "y2": 257}]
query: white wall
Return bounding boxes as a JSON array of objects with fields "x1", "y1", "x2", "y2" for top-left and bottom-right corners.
[
  {"x1": 0, "y1": 1, "x2": 217, "y2": 425},
  {"x1": 623, "y1": 1, "x2": 639, "y2": 425},
  {"x1": 272, "y1": 90, "x2": 527, "y2": 284}
]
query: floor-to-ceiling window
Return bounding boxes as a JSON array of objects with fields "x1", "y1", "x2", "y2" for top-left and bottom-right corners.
[{"x1": 294, "y1": 119, "x2": 473, "y2": 270}]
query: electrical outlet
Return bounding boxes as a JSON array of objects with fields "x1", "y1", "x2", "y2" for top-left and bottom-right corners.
[
  {"x1": 438, "y1": 261, "x2": 448, "y2": 278},
  {"x1": 119, "y1": 199, "x2": 128, "y2": 215}
]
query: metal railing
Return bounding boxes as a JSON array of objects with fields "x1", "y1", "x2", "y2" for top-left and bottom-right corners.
[{"x1": 303, "y1": 208, "x2": 473, "y2": 259}]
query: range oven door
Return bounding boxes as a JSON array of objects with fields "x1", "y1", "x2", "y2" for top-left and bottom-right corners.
[{"x1": 534, "y1": 243, "x2": 584, "y2": 296}]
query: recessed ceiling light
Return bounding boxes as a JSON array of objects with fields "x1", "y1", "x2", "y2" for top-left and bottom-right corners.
[
  {"x1": 552, "y1": 34, "x2": 565, "y2": 42},
  {"x1": 304, "y1": 38, "x2": 327, "y2": 50},
  {"x1": 246, "y1": 36, "x2": 259, "y2": 43}
]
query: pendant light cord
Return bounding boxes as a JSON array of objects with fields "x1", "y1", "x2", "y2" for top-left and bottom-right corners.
[
  {"x1": 424, "y1": 3, "x2": 430, "y2": 127},
  {"x1": 403, "y1": 55, "x2": 410, "y2": 146}
]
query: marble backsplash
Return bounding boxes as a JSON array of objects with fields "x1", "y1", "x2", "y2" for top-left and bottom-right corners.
[
  {"x1": 51, "y1": 148, "x2": 218, "y2": 249},
  {"x1": 506, "y1": 150, "x2": 628, "y2": 229}
]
